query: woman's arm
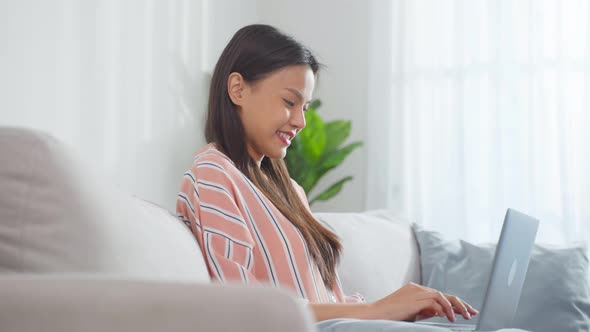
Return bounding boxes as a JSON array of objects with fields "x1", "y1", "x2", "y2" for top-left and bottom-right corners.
[
  {"x1": 177, "y1": 159, "x2": 261, "y2": 285},
  {"x1": 308, "y1": 282, "x2": 479, "y2": 323},
  {"x1": 309, "y1": 303, "x2": 378, "y2": 321}
]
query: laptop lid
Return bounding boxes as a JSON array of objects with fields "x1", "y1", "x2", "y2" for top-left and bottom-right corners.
[{"x1": 476, "y1": 208, "x2": 539, "y2": 331}]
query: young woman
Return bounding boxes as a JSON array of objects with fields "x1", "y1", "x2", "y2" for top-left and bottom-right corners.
[{"x1": 176, "y1": 24, "x2": 478, "y2": 326}]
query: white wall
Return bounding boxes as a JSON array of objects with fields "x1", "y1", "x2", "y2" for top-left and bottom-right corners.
[
  {"x1": 258, "y1": 0, "x2": 370, "y2": 212},
  {"x1": 0, "y1": 0, "x2": 259, "y2": 211},
  {"x1": 0, "y1": 0, "x2": 370, "y2": 213}
]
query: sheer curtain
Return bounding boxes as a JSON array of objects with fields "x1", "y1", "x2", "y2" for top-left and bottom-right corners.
[
  {"x1": 367, "y1": 0, "x2": 590, "y2": 246},
  {"x1": 1, "y1": 0, "x2": 210, "y2": 210}
]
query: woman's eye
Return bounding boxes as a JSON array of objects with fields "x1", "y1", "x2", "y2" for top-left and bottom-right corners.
[{"x1": 283, "y1": 98, "x2": 295, "y2": 107}]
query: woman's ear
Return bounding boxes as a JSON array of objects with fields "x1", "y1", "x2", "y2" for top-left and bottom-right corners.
[{"x1": 227, "y1": 72, "x2": 247, "y2": 106}]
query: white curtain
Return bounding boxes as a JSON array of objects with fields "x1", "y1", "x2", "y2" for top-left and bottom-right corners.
[
  {"x1": 1, "y1": 0, "x2": 210, "y2": 210},
  {"x1": 367, "y1": 0, "x2": 590, "y2": 246}
]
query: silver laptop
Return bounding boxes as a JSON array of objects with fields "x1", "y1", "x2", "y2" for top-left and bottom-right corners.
[{"x1": 416, "y1": 208, "x2": 539, "y2": 331}]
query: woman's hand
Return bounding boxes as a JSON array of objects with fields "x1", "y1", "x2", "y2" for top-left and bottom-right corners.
[{"x1": 370, "y1": 282, "x2": 479, "y2": 322}]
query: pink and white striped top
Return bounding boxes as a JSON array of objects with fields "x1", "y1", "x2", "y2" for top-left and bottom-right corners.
[{"x1": 176, "y1": 144, "x2": 364, "y2": 304}]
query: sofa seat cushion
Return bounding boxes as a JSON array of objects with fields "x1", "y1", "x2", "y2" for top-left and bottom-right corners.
[
  {"x1": 315, "y1": 210, "x2": 421, "y2": 302},
  {"x1": 0, "y1": 127, "x2": 209, "y2": 282}
]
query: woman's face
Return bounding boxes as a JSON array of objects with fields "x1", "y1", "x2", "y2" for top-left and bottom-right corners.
[{"x1": 228, "y1": 65, "x2": 315, "y2": 165}]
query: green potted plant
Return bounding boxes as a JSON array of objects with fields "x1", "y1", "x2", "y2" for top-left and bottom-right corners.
[{"x1": 285, "y1": 99, "x2": 363, "y2": 206}]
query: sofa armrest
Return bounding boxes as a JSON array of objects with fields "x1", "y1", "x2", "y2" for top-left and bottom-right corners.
[{"x1": 0, "y1": 275, "x2": 316, "y2": 332}]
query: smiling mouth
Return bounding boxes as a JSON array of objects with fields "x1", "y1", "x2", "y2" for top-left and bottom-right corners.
[{"x1": 277, "y1": 131, "x2": 292, "y2": 145}]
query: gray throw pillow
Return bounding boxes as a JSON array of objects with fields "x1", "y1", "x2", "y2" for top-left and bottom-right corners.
[{"x1": 412, "y1": 223, "x2": 590, "y2": 332}]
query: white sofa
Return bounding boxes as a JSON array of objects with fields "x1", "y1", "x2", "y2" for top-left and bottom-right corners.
[{"x1": 0, "y1": 127, "x2": 420, "y2": 332}]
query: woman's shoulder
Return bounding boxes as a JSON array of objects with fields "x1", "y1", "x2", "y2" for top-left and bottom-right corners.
[
  {"x1": 191, "y1": 143, "x2": 232, "y2": 165},
  {"x1": 188, "y1": 143, "x2": 240, "y2": 178}
]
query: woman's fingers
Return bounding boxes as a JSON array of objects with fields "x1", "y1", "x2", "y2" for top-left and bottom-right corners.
[
  {"x1": 414, "y1": 286, "x2": 456, "y2": 322},
  {"x1": 436, "y1": 291, "x2": 457, "y2": 321},
  {"x1": 418, "y1": 301, "x2": 446, "y2": 319},
  {"x1": 389, "y1": 283, "x2": 479, "y2": 323},
  {"x1": 447, "y1": 295, "x2": 479, "y2": 317},
  {"x1": 464, "y1": 301, "x2": 479, "y2": 316},
  {"x1": 419, "y1": 292, "x2": 456, "y2": 322},
  {"x1": 416, "y1": 307, "x2": 440, "y2": 320},
  {"x1": 446, "y1": 295, "x2": 471, "y2": 320}
]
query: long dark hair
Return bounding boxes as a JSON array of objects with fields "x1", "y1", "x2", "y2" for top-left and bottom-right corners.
[{"x1": 205, "y1": 24, "x2": 342, "y2": 289}]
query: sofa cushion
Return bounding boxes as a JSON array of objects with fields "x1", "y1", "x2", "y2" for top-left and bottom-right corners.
[
  {"x1": 0, "y1": 275, "x2": 316, "y2": 332},
  {"x1": 412, "y1": 223, "x2": 590, "y2": 332},
  {"x1": 315, "y1": 210, "x2": 421, "y2": 302},
  {"x1": 0, "y1": 127, "x2": 210, "y2": 282}
]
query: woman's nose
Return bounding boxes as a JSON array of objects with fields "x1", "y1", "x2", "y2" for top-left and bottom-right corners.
[{"x1": 291, "y1": 107, "x2": 306, "y2": 130}]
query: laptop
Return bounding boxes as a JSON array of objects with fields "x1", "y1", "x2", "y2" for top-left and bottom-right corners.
[{"x1": 416, "y1": 208, "x2": 539, "y2": 331}]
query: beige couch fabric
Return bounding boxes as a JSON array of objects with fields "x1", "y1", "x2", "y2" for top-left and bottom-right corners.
[
  {"x1": 0, "y1": 275, "x2": 316, "y2": 332},
  {"x1": 0, "y1": 127, "x2": 209, "y2": 282}
]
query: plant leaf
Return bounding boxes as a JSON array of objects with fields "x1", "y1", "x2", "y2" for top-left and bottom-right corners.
[
  {"x1": 288, "y1": 133, "x2": 305, "y2": 163},
  {"x1": 309, "y1": 176, "x2": 353, "y2": 205},
  {"x1": 299, "y1": 170, "x2": 318, "y2": 194},
  {"x1": 284, "y1": 98, "x2": 364, "y2": 199},
  {"x1": 305, "y1": 142, "x2": 363, "y2": 192},
  {"x1": 318, "y1": 142, "x2": 363, "y2": 174},
  {"x1": 298, "y1": 109, "x2": 326, "y2": 163},
  {"x1": 324, "y1": 120, "x2": 351, "y2": 152},
  {"x1": 285, "y1": 140, "x2": 306, "y2": 181},
  {"x1": 308, "y1": 99, "x2": 321, "y2": 111}
]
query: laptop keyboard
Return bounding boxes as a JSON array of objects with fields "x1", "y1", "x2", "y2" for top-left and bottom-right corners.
[{"x1": 416, "y1": 321, "x2": 476, "y2": 331}]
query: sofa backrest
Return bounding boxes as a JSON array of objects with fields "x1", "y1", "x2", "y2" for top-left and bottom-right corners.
[
  {"x1": 315, "y1": 210, "x2": 421, "y2": 302},
  {"x1": 0, "y1": 127, "x2": 420, "y2": 299},
  {"x1": 0, "y1": 127, "x2": 210, "y2": 283}
]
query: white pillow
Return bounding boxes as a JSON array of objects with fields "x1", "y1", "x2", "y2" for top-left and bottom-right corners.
[
  {"x1": 0, "y1": 127, "x2": 210, "y2": 283},
  {"x1": 315, "y1": 210, "x2": 421, "y2": 302}
]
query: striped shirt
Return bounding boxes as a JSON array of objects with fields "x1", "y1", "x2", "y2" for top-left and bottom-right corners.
[{"x1": 176, "y1": 143, "x2": 364, "y2": 304}]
